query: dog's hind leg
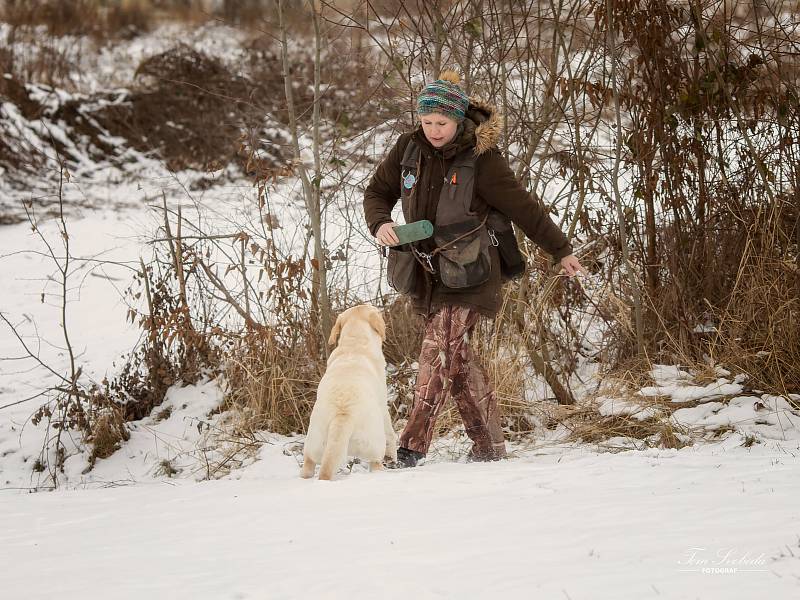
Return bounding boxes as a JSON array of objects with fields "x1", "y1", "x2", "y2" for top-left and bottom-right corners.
[
  {"x1": 383, "y1": 408, "x2": 398, "y2": 462},
  {"x1": 300, "y1": 454, "x2": 316, "y2": 478},
  {"x1": 318, "y1": 414, "x2": 354, "y2": 480}
]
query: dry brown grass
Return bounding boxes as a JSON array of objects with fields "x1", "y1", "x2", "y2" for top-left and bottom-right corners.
[
  {"x1": 475, "y1": 310, "x2": 535, "y2": 436},
  {"x1": 566, "y1": 411, "x2": 690, "y2": 449},
  {"x1": 382, "y1": 297, "x2": 424, "y2": 422},
  {"x1": 517, "y1": 370, "x2": 690, "y2": 449},
  {"x1": 154, "y1": 458, "x2": 180, "y2": 478},
  {"x1": 87, "y1": 408, "x2": 130, "y2": 465},
  {"x1": 709, "y1": 250, "x2": 800, "y2": 396},
  {"x1": 222, "y1": 327, "x2": 322, "y2": 436}
]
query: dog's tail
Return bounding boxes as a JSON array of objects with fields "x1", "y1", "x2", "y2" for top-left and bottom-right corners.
[{"x1": 318, "y1": 413, "x2": 354, "y2": 481}]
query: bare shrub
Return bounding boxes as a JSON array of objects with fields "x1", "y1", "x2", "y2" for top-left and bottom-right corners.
[
  {"x1": 1, "y1": 0, "x2": 154, "y2": 39},
  {"x1": 2, "y1": 0, "x2": 102, "y2": 37},
  {"x1": 204, "y1": 253, "x2": 423, "y2": 440},
  {"x1": 217, "y1": 241, "x2": 340, "y2": 436},
  {"x1": 113, "y1": 260, "x2": 221, "y2": 423}
]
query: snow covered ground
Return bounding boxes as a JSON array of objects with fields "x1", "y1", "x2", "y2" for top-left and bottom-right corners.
[{"x1": 1, "y1": 437, "x2": 799, "y2": 599}]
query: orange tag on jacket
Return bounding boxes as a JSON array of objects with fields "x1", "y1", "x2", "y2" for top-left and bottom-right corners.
[{"x1": 450, "y1": 172, "x2": 457, "y2": 185}]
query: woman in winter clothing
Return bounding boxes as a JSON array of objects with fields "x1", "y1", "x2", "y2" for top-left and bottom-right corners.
[{"x1": 363, "y1": 71, "x2": 585, "y2": 467}]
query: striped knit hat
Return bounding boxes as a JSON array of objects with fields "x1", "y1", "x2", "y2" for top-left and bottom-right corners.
[{"x1": 416, "y1": 70, "x2": 469, "y2": 122}]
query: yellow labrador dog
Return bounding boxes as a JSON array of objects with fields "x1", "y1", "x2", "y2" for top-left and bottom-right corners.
[{"x1": 301, "y1": 304, "x2": 398, "y2": 480}]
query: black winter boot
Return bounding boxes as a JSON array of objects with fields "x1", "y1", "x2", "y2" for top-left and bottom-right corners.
[{"x1": 389, "y1": 447, "x2": 425, "y2": 469}]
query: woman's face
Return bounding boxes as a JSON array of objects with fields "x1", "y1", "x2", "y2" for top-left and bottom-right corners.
[{"x1": 421, "y1": 113, "x2": 459, "y2": 148}]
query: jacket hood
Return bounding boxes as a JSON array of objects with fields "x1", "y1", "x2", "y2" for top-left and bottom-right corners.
[
  {"x1": 463, "y1": 98, "x2": 502, "y2": 156},
  {"x1": 414, "y1": 98, "x2": 502, "y2": 158}
]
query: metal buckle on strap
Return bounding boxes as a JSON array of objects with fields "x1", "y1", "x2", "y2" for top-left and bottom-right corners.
[
  {"x1": 412, "y1": 247, "x2": 436, "y2": 274},
  {"x1": 488, "y1": 229, "x2": 499, "y2": 247}
]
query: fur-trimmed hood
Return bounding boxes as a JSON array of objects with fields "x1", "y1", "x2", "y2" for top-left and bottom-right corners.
[{"x1": 463, "y1": 98, "x2": 502, "y2": 156}]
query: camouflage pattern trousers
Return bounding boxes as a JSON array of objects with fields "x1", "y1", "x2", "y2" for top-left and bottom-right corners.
[{"x1": 399, "y1": 305, "x2": 506, "y2": 459}]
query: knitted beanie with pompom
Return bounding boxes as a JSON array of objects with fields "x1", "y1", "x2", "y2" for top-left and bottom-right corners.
[{"x1": 416, "y1": 70, "x2": 469, "y2": 122}]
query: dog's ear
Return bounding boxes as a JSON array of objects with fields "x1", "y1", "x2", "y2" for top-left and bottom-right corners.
[
  {"x1": 328, "y1": 313, "x2": 343, "y2": 346},
  {"x1": 368, "y1": 309, "x2": 386, "y2": 342}
]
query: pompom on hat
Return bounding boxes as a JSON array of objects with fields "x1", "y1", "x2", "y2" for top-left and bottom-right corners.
[{"x1": 416, "y1": 70, "x2": 469, "y2": 122}]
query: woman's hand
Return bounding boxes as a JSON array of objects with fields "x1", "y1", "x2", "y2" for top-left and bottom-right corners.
[
  {"x1": 376, "y1": 222, "x2": 400, "y2": 246},
  {"x1": 560, "y1": 254, "x2": 587, "y2": 277}
]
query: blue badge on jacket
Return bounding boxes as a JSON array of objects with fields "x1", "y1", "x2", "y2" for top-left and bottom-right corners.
[{"x1": 403, "y1": 171, "x2": 416, "y2": 189}]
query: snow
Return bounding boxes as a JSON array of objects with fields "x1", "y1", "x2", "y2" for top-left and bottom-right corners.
[
  {"x1": 2, "y1": 441, "x2": 800, "y2": 599},
  {"x1": 640, "y1": 380, "x2": 745, "y2": 403},
  {"x1": 671, "y1": 395, "x2": 800, "y2": 442},
  {"x1": 61, "y1": 379, "x2": 228, "y2": 485},
  {"x1": 640, "y1": 365, "x2": 748, "y2": 403},
  {"x1": 597, "y1": 396, "x2": 660, "y2": 421}
]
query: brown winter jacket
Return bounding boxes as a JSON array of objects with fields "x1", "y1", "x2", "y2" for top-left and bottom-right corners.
[{"x1": 363, "y1": 101, "x2": 573, "y2": 318}]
